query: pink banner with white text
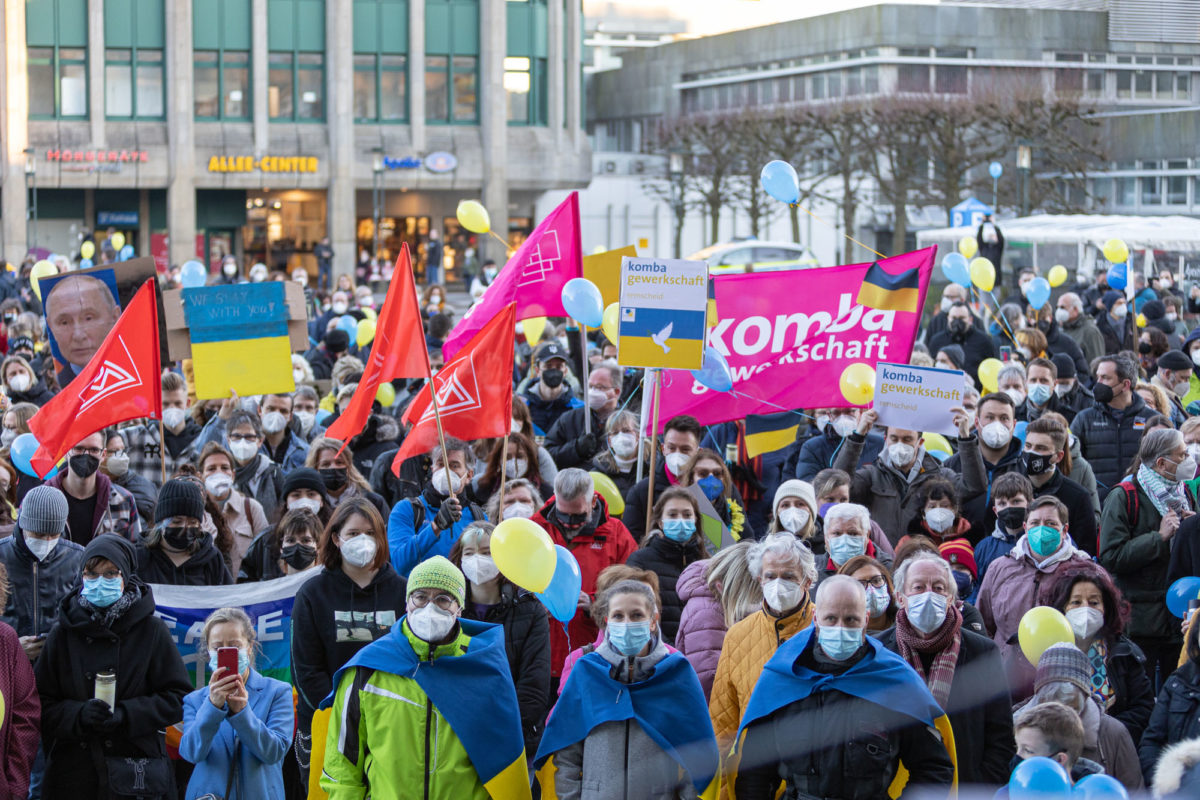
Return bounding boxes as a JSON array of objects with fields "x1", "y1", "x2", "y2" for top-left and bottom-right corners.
[{"x1": 650, "y1": 247, "x2": 936, "y2": 431}]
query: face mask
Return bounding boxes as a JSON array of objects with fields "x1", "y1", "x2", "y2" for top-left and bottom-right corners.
[
  {"x1": 25, "y1": 535, "x2": 59, "y2": 561},
  {"x1": 250, "y1": 270, "x2": 266, "y2": 283},
  {"x1": 502, "y1": 502, "x2": 534, "y2": 520},
  {"x1": 829, "y1": 533, "x2": 866, "y2": 564},
  {"x1": 164, "y1": 525, "x2": 201, "y2": 551},
  {"x1": 281, "y1": 542, "x2": 317, "y2": 570},
  {"x1": 208, "y1": 647, "x2": 250, "y2": 675},
  {"x1": 105, "y1": 451, "x2": 130, "y2": 477},
  {"x1": 69, "y1": 453, "x2": 100, "y2": 479},
  {"x1": 340, "y1": 534, "x2": 378, "y2": 568},
  {"x1": 833, "y1": 416, "x2": 857, "y2": 438},
  {"x1": 1054, "y1": 308, "x2": 1071, "y2": 324},
  {"x1": 761, "y1": 578, "x2": 805, "y2": 614},
  {"x1": 293, "y1": 273, "x2": 309, "y2": 287},
  {"x1": 288, "y1": 497, "x2": 322, "y2": 514},
  {"x1": 540, "y1": 368, "x2": 564, "y2": 389},
  {"x1": 504, "y1": 458, "x2": 528, "y2": 478},
  {"x1": 866, "y1": 585, "x2": 890, "y2": 617},
  {"x1": 1174, "y1": 380, "x2": 1191, "y2": 398},
  {"x1": 906, "y1": 591, "x2": 949, "y2": 635},
  {"x1": 81, "y1": 575, "x2": 123, "y2": 607},
  {"x1": 7, "y1": 373, "x2": 30, "y2": 392},
  {"x1": 1167, "y1": 312, "x2": 1179, "y2": 322},
  {"x1": 607, "y1": 620, "x2": 653, "y2": 656},
  {"x1": 980, "y1": 420, "x2": 1013, "y2": 449},
  {"x1": 1027, "y1": 524, "x2": 1062, "y2": 558},
  {"x1": 1066, "y1": 606, "x2": 1104, "y2": 641},
  {"x1": 1192, "y1": 350, "x2": 1200, "y2": 368},
  {"x1": 662, "y1": 517, "x2": 696, "y2": 542},
  {"x1": 1054, "y1": 383, "x2": 1072, "y2": 398},
  {"x1": 462, "y1": 554, "x2": 500, "y2": 584},
  {"x1": 610, "y1": 432, "x2": 638, "y2": 459},
  {"x1": 222, "y1": 262, "x2": 238, "y2": 277},
  {"x1": 953, "y1": 571, "x2": 973, "y2": 599},
  {"x1": 1023, "y1": 450, "x2": 1055, "y2": 476},
  {"x1": 697, "y1": 475, "x2": 724, "y2": 502},
  {"x1": 407, "y1": 603, "x2": 457, "y2": 642},
  {"x1": 1028, "y1": 383, "x2": 1052, "y2": 406},
  {"x1": 816, "y1": 414, "x2": 831, "y2": 432},
  {"x1": 817, "y1": 625, "x2": 864, "y2": 661},
  {"x1": 924, "y1": 507, "x2": 955, "y2": 533},
  {"x1": 1092, "y1": 382, "x2": 1115, "y2": 405},
  {"x1": 1174, "y1": 456, "x2": 1198, "y2": 482},
  {"x1": 949, "y1": 319, "x2": 970, "y2": 337},
  {"x1": 431, "y1": 467, "x2": 463, "y2": 496},
  {"x1": 887, "y1": 442, "x2": 915, "y2": 468},
  {"x1": 162, "y1": 407, "x2": 187, "y2": 430},
  {"x1": 332, "y1": 301, "x2": 348, "y2": 315},
  {"x1": 205, "y1": 473, "x2": 233, "y2": 499},
  {"x1": 261, "y1": 411, "x2": 287, "y2": 434},
  {"x1": 779, "y1": 507, "x2": 810, "y2": 534},
  {"x1": 587, "y1": 388, "x2": 610, "y2": 411},
  {"x1": 294, "y1": 410, "x2": 316, "y2": 434},
  {"x1": 319, "y1": 468, "x2": 348, "y2": 492},
  {"x1": 1188, "y1": 444, "x2": 1200, "y2": 463},
  {"x1": 997, "y1": 505, "x2": 1027, "y2": 531},
  {"x1": 940, "y1": 297, "x2": 953, "y2": 312},
  {"x1": 1138, "y1": 341, "x2": 1153, "y2": 355},
  {"x1": 1111, "y1": 304, "x2": 1127, "y2": 319},
  {"x1": 0, "y1": 428, "x2": 15, "y2": 448},
  {"x1": 229, "y1": 439, "x2": 259, "y2": 462},
  {"x1": 664, "y1": 452, "x2": 689, "y2": 475}
]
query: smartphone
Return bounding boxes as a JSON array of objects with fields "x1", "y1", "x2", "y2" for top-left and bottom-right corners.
[
  {"x1": 217, "y1": 646, "x2": 239, "y2": 677},
  {"x1": 999, "y1": 346, "x2": 1013, "y2": 362}
]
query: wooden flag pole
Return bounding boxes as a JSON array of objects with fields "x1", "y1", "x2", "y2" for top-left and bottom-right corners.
[
  {"x1": 158, "y1": 417, "x2": 167, "y2": 485},
  {"x1": 496, "y1": 434, "x2": 509, "y2": 516},
  {"x1": 424, "y1": 360, "x2": 457, "y2": 502},
  {"x1": 643, "y1": 368, "x2": 662, "y2": 538}
]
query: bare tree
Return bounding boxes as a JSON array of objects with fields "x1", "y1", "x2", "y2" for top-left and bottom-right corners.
[
  {"x1": 807, "y1": 101, "x2": 872, "y2": 263},
  {"x1": 862, "y1": 98, "x2": 939, "y2": 255},
  {"x1": 681, "y1": 113, "x2": 743, "y2": 246},
  {"x1": 919, "y1": 96, "x2": 1007, "y2": 218},
  {"x1": 643, "y1": 119, "x2": 703, "y2": 258}
]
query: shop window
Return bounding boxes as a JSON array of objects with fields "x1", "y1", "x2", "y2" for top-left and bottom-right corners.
[
  {"x1": 103, "y1": 0, "x2": 164, "y2": 119},
  {"x1": 426, "y1": 0, "x2": 479, "y2": 124},
  {"x1": 26, "y1": 0, "x2": 88, "y2": 119},
  {"x1": 194, "y1": 0, "x2": 251, "y2": 120}
]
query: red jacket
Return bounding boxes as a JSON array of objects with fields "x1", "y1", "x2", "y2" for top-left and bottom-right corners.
[
  {"x1": 531, "y1": 493, "x2": 637, "y2": 676},
  {"x1": 0, "y1": 621, "x2": 40, "y2": 797}
]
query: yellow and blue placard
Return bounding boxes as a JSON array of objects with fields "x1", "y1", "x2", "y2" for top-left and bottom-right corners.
[
  {"x1": 617, "y1": 256, "x2": 707, "y2": 370},
  {"x1": 182, "y1": 283, "x2": 294, "y2": 399}
]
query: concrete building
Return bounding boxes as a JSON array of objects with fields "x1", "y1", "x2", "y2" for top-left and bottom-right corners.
[
  {"x1": 0, "y1": 0, "x2": 590, "y2": 283},
  {"x1": 579, "y1": 0, "x2": 1200, "y2": 264}
]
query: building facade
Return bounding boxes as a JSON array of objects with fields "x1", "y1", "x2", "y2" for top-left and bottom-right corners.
[{"x1": 0, "y1": 0, "x2": 590, "y2": 282}]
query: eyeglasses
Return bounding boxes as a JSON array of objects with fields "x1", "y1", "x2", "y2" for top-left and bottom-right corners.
[
  {"x1": 228, "y1": 433, "x2": 259, "y2": 443},
  {"x1": 83, "y1": 569, "x2": 121, "y2": 581},
  {"x1": 409, "y1": 591, "x2": 457, "y2": 611},
  {"x1": 857, "y1": 575, "x2": 887, "y2": 589},
  {"x1": 104, "y1": 448, "x2": 125, "y2": 457},
  {"x1": 71, "y1": 446, "x2": 104, "y2": 457}
]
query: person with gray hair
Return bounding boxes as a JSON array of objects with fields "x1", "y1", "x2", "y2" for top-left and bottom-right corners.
[
  {"x1": 819, "y1": 502, "x2": 877, "y2": 581},
  {"x1": 879, "y1": 552, "x2": 1015, "y2": 784},
  {"x1": 731, "y1": 573, "x2": 955, "y2": 799},
  {"x1": 997, "y1": 362, "x2": 1027, "y2": 410},
  {"x1": 1056, "y1": 291, "x2": 1106, "y2": 364},
  {"x1": 545, "y1": 361, "x2": 625, "y2": 470},
  {"x1": 195, "y1": 401, "x2": 286, "y2": 523}
]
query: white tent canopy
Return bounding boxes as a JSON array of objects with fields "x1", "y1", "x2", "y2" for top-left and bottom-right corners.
[{"x1": 917, "y1": 214, "x2": 1200, "y2": 253}]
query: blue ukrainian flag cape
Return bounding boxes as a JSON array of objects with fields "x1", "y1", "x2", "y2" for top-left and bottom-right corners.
[
  {"x1": 731, "y1": 626, "x2": 958, "y2": 798},
  {"x1": 319, "y1": 617, "x2": 530, "y2": 800},
  {"x1": 535, "y1": 650, "x2": 719, "y2": 797}
]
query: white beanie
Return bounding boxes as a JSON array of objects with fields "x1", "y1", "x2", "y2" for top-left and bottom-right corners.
[{"x1": 774, "y1": 479, "x2": 816, "y2": 518}]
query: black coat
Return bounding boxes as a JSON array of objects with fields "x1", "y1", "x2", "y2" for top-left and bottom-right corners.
[
  {"x1": 461, "y1": 583, "x2": 551, "y2": 756},
  {"x1": 1168, "y1": 512, "x2": 1200, "y2": 587},
  {"x1": 626, "y1": 534, "x2": 708, "y2": 646},
  {"x1": 589, "y1": 451, "x2": 645, "y2": 500},
  {"x1": 521, "y1": 382, "x2": 579, "y2": 436},
  {"x1": 621, "y1": 462, "x2": 670, "y2": 543},
  {"x1": 928, "y1": 326, "x2": 997, "y2": 391},
  {"x1": 1096, "y1": 312, "x2": 1135, "y2": 356},
  {"x1": 1103, "y1": 636, "x2": 1156, "y2": 744},
  {"x1": 1055, "y1": 382, "x2": 1095, "y2": 425},
  {"x1": 1138, "y1": 660, "x2": 1200, "y2": 783},
  {"x1": 1073, "y1": 394, "x2": 1157, "y2": 492},
  {"x1": 237, "y1": 527, "x2": 286, "y2": 583},
  {"x1": 134, "y1": 540, "x2": 234, "y2": 586},
  {"x1": 1031, "y1": 469, "x2": 1098, "y2": 557},
  {"x1": 877, "y1": 625, "x2": 1015, "y2": 785},
  {"x1": 1040, "y1": 319, "x2": 1091, "y2": 380},
  {"x1": 544, "y1": 406, "x2": 605, "y2": 469},
  {"x1": 7, "y1": 378, "x2": 54, "y2": 406},
  {"x1": 112, "y1": 470, "x2": 157, "y2": 524},
  {"x1": 0, "y1": 528, "x2": 85, "y2": 636},
  {"x1": 35, "y1": 582, "x2": 191, "y2": 799}
]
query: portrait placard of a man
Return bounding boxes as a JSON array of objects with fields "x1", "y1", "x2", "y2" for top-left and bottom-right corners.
[{"x1": 41, "y1": 271, "x2": 123, "y2": 382}]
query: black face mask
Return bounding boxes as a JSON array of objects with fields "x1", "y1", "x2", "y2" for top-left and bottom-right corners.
[
  {"x1": 949, "y1": 319, "x2": 970, "y2": 338},
  {"x1": 69, "y1": 454, "x2": 100, "y2": 479},
  {"x1": 15, "y1": 352, "x2": 32, "y2": 364},
  {"x1": 164, "y1": 525, "x2": 201, "y2": 551},
  {"x1": 541, "y1": 368, "x2": 564, "y2": 389},
  {"x1": 319, "y1": 468, "x2": 348, "y2": 492},
  {"x1": 1138, "y1": 341, "x2": 1153, "y2": 355},
  {"x1": 281, "y1": 542, "x2": 317, "y2": 569},
  {"x1": 1037, "y1": 320, "x2": 1051, "y2": 333},
  {"x1": 554, "y1": 506, "x2": 595, "y2": 539},
  {"x1": 997, "y1": 505, "x2": 1027, "y2": 531},
  {"x1": 1092, "y1": 382, "x2": 1115, "y2": 405},
  {"x1": 1022, "y1": 450, "x2": 1055, "y2": 476}
]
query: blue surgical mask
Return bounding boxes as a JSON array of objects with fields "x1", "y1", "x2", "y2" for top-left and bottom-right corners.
[
  {"x1": 208, "y1": 648, "x2": 251, "y2": 676},
  {"x1": 662, "y1": 517, "x2": 696, "y2": 543},
  {"x1": 81, "y1": 576, "x2": 123, "y2": 608},
  {"x1": 698, "y1": 475, "x2": 724, "y2": 502},
  {"x1": 607, "y1": 620, "x2": 653, "y2": 657},
  {"x1": 817, "y1": 625, "x2": 864, "y2": 661},
  {"x1": 1028, "y1": 383, "x2": 1053, "y2": 406},
  {"x1": 953, "y1": 571, "x2": 973, "y2": 599},
  {"x1": 1027, "y1": 525, "x2": 1062, "y2": 558},
  {"x1": 866, "y1": 585, "x2": 890, "y2": 617},
  {"x1": 905, "y1": 591, "x2": 949, "y2": 635},
  {"x1": 818, "y1": 501, "x2": 835, "y2": 519},
  {"x1": 828, "y1": 533, "x2": 866, "y2": 565}
]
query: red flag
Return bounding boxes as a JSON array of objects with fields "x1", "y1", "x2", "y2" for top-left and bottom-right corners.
[
  {"x1": 391, "y1": 302, "x2": 516, "y2": 472},
  {"x1": 325, "y1": 244, "x2": 429, "y2": 445},
  {"x1": 29, "y1": 280, "x2": 162, "y2": 478}
]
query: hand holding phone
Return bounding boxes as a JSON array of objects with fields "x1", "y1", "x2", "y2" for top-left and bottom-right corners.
[{"x1": 217, "y1": 646, "x2": 239, "y2": 677}]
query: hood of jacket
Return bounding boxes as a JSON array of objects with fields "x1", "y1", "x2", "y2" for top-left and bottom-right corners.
[{"x1": 676, "y1": 558, "x2": 712, "y2": 605}]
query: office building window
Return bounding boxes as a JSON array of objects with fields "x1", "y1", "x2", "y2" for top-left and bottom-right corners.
[
  {"x1": 426, "y1": 0, "x2": 479, "y2": 124},
  {"x1": 268, "y1": 0, "x2": 326, "y2": 121},
  {"x1": 353, "y1": 0, "x2": 409, "y2": 123},
  {"x1": 898, "y1": 47, "x2": 929, "y2": 93},
  {"x1": 103, "y1": 0, "x2": 164, "y2": 119},
  {"x1": 26, "y1": 0, "x2": 88, "y2": 119},
  {"x1": 506, "y1": 0, "x2": 547, "y2": 124},
  {"x1": 1141, "y1": 160, "x2": 1162, "y2": 205},
  {"x1": 193, "y1": 0, "x2": 252, "y2": 120},
  {"x1": 1167, "y1": 160, "x2": 1189, "y2": 205}
]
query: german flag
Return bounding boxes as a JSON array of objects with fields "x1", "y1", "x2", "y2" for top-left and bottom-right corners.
[{"x1": 856, "y1": 261, "x2": 921, "y2": 313}]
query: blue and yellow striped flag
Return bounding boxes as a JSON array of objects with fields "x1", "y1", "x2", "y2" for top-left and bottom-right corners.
[{"x1": 856, "y1": 260, "x2": 921, "y2": 313}]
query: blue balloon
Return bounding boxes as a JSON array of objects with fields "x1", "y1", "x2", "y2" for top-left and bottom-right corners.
[
  {"x1": 1106, "y1": 262, "x2": 1127, "y2": 291},
  {"x1": 10, "y1": 433, "x2": 41, "y2": 478},
  {"x1": 989, "y1": 161, "x2": 1004, "y2": 179},
  {"x1": 1008, "y1": 756, "x2": 1071, "y2": 800},
  {"x1": 941, "y1": 252, "x2": 971, "y2": 287},
  {"x1": 1167, "y1": 576, "x2": 1200, "y2": 618},
  {"x1": 760, "y1": 160, "x2": 800, "y2": 205},
  {"x1": 1026, "y1": 277, "x2": 1051, "y2": 310},
  {"x1": 1014, "y1": 421, "x2": 1028, "y2": 444},
  {"x1": 314, "y1": 408, "x2": 332, "y2": 426},
  {"x1": 79, "y1": 258, "x2": 93, "y2": 270},
  {"x1": 1072, "y1": 774, "x2": 1128, "y2": 800},
  {"x1": 560, "y1": 278, "x2": 604, "y2": 327},
  {"x1": 179, "y1": 260, "x2": 207, "y2": 289},
  {"x1": 337, "y1": 315, "x2": 358, "y2": 339},
  {"x1": 691, "y1": 346, "x2": 733, "y2": 392},
  {"x1": 119, "y1": 244, "x2": 134, "y2": 261},
  {"x1": 535, "y1": 545, "x2": 583, "y2": 623}
]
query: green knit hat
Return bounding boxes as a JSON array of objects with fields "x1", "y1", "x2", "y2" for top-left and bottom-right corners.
[{"x1": 407, "y1": 556, "x2": 466, "y2": 606}]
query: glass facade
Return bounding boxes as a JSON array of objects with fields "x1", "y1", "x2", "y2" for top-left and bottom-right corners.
[
  {"x1": 26, "y1": 0, "x2": 89, "y2": 119},
  {"x1": 193, "y1": 0, "x2": 252, "y2": 120}
]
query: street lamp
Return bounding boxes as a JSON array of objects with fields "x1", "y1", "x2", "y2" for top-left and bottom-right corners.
[
  {"x1": 1017, "y1": 141, "x2": 1033, "y2": 217},
  {"x1": 667, "y1": 149, "x2": 684, "y2": 258},
  {"x1": 24, "y1": 148, "x2": 37, "y2": 252},
  {"x1": 372, "y1": 147, "x2": 384, "y2": 262}
]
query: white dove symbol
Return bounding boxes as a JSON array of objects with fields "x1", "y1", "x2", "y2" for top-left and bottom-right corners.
[{"x1": 650, "y1": 322, "x2": 673, "y2": 353}]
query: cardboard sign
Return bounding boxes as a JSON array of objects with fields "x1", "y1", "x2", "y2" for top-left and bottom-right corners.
[
  {"x1": 617, "y1": 256, "x2": 707, "y2": 370},
  {"x1": 583, "y1": 244, "x2": 636, "y2": 307},
  {"x1": 873, "y1": 362, "x2": 965, "y2": 436}
]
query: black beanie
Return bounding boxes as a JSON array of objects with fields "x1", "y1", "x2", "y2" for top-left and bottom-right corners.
[
  {"x1": 155, "y1": 478, "x2": 206, "y2": 523},
  {"x1": 1158, "y1": 350, "x2": 1192, "y2": 372},
  {"x1": 326, "y1": 329, "x2": 350, "y2": 354},
  {"x1": 282, "y1": 467, "x2": 328, "y2": 500},
  {"x1": 1051, "y1": 353, "x2": 1076, "y2": 380},
  {"x1": 82, "y1": 534, "x2": 137, "y2": 579}
]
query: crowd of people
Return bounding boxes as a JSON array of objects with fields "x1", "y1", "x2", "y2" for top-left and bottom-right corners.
[{"x1": 1, "y1": 249, "x2": 1200, "y2": 800}]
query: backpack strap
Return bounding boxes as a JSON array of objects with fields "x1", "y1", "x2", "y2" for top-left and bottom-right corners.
[
  {"x1": 1119, "y1": 480, "x2": 1139, "y2": 521},
  {"x1": 407, "y1": 497, "x2": 426, "y2": 532}
]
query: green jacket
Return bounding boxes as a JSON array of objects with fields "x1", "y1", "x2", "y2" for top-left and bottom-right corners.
[{"x1": 321, "y1": 622, "x2": 490, "y2": 800}]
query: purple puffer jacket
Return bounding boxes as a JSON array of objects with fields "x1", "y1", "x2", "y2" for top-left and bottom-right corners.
[{"x1": 674, "y1": 558, "x2": 726, "y2": 699}]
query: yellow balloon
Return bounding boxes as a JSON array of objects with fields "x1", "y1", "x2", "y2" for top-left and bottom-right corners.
[
  {"x1": 1136, "y1": 313, "x2": 1147, "y2": 329},
  {"x1": 589, "y1": 471, "x2": 625, "y2": 515},
  {"x1": 361, "y1": 307, "x2": 377, "y2": 321},
  {"x1": 1018, "y1": 606, "x2": 1075, "y2": 667},
  {"x1": 491, "y1": 517, "x2": 556, "y2": 592},
  {"x1": 1102, "y1": 238, "x2": 1129, "y2": 264},
  {"x1": 456, "y1": 200, "x2": 491, "y2": 234},
  {"x1": 375, "y1": 382, "x2": 396, "y2": 408},
  {"x1": 1047, "y1": 265, "x2": 1068, "y2": 288},
  {"x1": 839, "y1": 362, "x2": 876, "y2": 406},
  {"x1": 30, "y1": 260, "x2": 57, "y2": 301},
  {"x1": 969, "y1": 258, "x2": 995, "y2": 292},
  {"x1": 978, "y1": 357, "x2": 1003, "y2": 393},
  {"x1": 80, "y1": 240, "x2": 95, "y2": 260},
  {"x1": 356, "y1": 319, "x2": 376, "y2": 348},
  {"x1": 957, "y1": 236, "x2": 978, "y2": 259},
  {"x1": 521, "y1": 316, "x2": 547, "y2": 345},
  {"x1": 110, "y1": 232, "x2": 126, "y2": 251},
  {"x1": 601, "y1": 302, "x2": 620, "y2": 345},
  {"x1": 923, "y1": 432, "x2": 953, "y2": 456}
]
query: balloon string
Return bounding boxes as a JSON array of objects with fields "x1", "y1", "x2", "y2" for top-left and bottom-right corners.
[
  {"x1": 981, "y1": 290, "x2": 1021, "y2": 349},
  {"x1": 727, "y1": 390, "x2": 816, "y2": 421},
  {"x1": 790, "y1": 203, "x2": 886, "y2": 260},
  {"x1": 487, "y1": 230, "x2": 514, "y2": 255}
]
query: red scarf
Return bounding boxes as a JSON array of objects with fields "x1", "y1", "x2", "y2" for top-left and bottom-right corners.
[{"x1": 894, "y1": 603, "x2": 962, "y2": 708}]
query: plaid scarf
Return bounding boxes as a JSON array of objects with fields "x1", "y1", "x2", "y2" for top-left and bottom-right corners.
[{"x1": 894, "y1": 603, "x2": 962, "y2": 708}]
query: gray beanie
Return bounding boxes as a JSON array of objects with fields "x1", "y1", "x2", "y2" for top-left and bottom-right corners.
[{"x1": 19, "y1": 485, "x2": 69, "y2": 535}]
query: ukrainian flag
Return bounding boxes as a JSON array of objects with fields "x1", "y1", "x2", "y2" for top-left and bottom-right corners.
[
  {"x1": 744, "y1": 412, "x2": 800, "y2": 459},
  {"x1": 618, "y1": 307, "x2": 706, "y2": 369},
  {"x1": 183, "y1": 282, "x2": 294, "y2": 398},
  {"x1": 856, "y1": 261, "x2": 921, "y2": 313}
]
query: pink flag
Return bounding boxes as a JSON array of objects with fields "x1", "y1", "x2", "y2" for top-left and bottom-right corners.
[{"x1": 443, "y1": 191, "x2": 581, "y2": 359}]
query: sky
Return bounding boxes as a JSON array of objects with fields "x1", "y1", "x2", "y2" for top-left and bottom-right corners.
[{"x1": 588, "y1": 0, "x2": 939, "y2": 37}]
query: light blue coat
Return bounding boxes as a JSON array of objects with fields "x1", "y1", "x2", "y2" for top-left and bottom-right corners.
[{"x1": 179, "y1": 668, "x2": 294, "y2": 800}]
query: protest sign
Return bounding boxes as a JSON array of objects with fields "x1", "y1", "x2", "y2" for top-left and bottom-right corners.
[
  {"x1": 151, "y1": 569, "x2": 318, "y2": 689},
  {"x1": 583, "y1": 244, "x2": 636, "y2": 307},
  {"x1": 652, "y1": 247, "x2": 935, "y2": 430},
  {"x1": 873, "y1": 362, "x2": 964, "y2": 436},
  {"x1": 618, "y1": 256, "x2": 707, "y2": 370}
]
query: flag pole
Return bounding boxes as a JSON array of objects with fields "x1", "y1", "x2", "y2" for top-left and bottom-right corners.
[
  {"x1": 643, "y1": 368, "x2": 662, "y2": 538},
  {"x1": 424, "y1": 365, "x2": 457, "y2": 502},
  {"x1": 496, "y1": 434, "x2": 509, "y2": 518},
  {"x1": 635, "y1": 370, "x2": 653, "y2": 482},
  {"x1": 579, "y1": 325, "x2": 591, "y2": 435},
  {"x1": 158, "y1": 417, "x2": 167, "y2": 485}
]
